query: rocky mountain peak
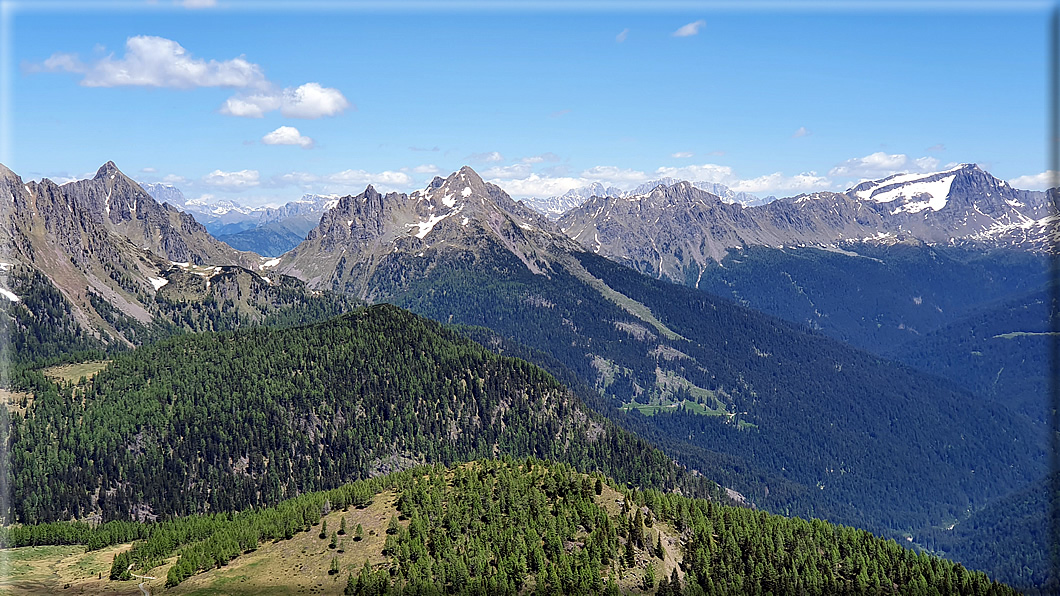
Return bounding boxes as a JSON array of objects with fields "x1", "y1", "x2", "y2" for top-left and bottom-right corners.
[
  {"x1": 94, "y1": 161, "x2": 121, "y2": 180},
  {"x1": 0, "y1": 162, "x2": 19, "y2": 183}
]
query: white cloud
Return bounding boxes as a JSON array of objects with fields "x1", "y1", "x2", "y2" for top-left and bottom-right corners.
[
  {"x1": 487, "y1": 160, "x2": 833, "y2": 198},
  {"x1": 140, "y1": 167, "x2": 157, "y2": 173},
  {"x1": 1008, "y1": 171, "x2": 1058, "y2": 191},
  {"x1": 328, "y1": 169, "x2": 411, "y2": 187},
  {"x1": 261, "y1": 126, "x2": 314, "y2": 148},
  {"x1": 792, "y1": 127, "x2": 811, "y2": 138},
  {"x1": 580, "y1": 166, "x2": 648, "y2": 184},
  {"x1": 178, "y1": 0, "x2": 217, "y2": 7},
  {"x1": 412, "y1": 164, "x2": 440, "y2": 174},
  {"x1": 202, "y1": 169, "x2": 260, "y2": 190},
  {"x1": 730, "y1": 172, "x2": 831, "y2": 193},
  {"x1": 655, "y1": 163, "x2": 831, "y2": 194},
  {"x1": 37, "y1": 36, "x2": 266, "y2": 89},
  {"x1": 488, "y1": 174, "x2": 586, "y2": 198},
  {"x1": 31, "y1": 36, "x2": 350, "y2": 119},
  {"x1": 673, "y1": 20, "x2": 706, "y2": 37},
  {"x1": 280, "y1": 83, "x2": 351, "y2": 118},
  {"x1": 161, "y1": 173, "x2": 187, "y2": 185},
  {"x1": 272, "y1": 169, "x2": 412, "y2": 193},
  {"x1": 654, "y1": 163, "x2": 735, "y2": 183},
  {"x1": 926, "y1": 143, "x2": 946, "y2": 152},
  {"x1": 913, "y1": 156, "x2": 940, "y2": 171},
  {"x1": 481, "y1": 164, "x2": 534, "y2": 180},
  {"x1": 670, "y1": 152, "x2": 694, "y2": 159},
  {"x1": 616, "y1": 28, "x2": 629, "y2": 43},
  {"x1": 221, "y1": 83, "x2": 350, "y2": 119},
  {"x1": 828, "y1": 152, "x2": 941, "y2": 179},
  {"x1": 469, "y1": 151, "x2": 505, "y2": 163}
]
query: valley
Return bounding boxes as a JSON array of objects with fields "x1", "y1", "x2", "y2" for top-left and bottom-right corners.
[{"x1": 0, "y1": 160, "x2": 1052, "y2": 593}]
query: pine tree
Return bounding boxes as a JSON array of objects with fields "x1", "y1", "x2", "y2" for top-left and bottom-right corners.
[
  {"x1": 656, "y1": 532, "x2": 666, "y2": 560},
  {"x1": 355, "y1": 523, "x2": 364, "y2": 541},
  {"x1": 330, "y1": 531, "x2": 338, "y2": 549},
  {"x1": 339, "y1": 517, "x2": 347, "y2": 535},
  {"x1": 319, "y1": 520, "x2": 328, "y2": 540},
  {"x1": 595, "y1": 477, "x2": 603, "y2": 496},
  {"x1": 329, "y1": 556, "x2": 340, "y2": 575},
  {"x1": 643, "y1": 562, "x2": 656, "y2": 590}
]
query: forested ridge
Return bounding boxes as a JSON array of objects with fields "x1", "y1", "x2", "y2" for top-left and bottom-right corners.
[
  {"x1": 9, "y1": 303, "x2": 721, "y2": 525},
  {"x1": 369, "y1": 242, "x2": 1045, "y2": 539},
  {"x1": 692, "y1": 243, "x2": 1049, "y2": 353},
  {"x1": 1, "y1": 459, "x2": 1019, "y2": 594}
]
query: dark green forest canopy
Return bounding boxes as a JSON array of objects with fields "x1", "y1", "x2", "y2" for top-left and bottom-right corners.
[
  {"x1": 10, "y1": 303, "x2": 721, "y2": 525},
  {"x1": 1, "y1": 459, "x2": 1020, "y2": 595},
  {"x1": 372, "y1": 243, "x2": 1047, "y2": 538}
]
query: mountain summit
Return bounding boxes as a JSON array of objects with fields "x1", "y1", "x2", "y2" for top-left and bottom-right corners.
[
  {"x1": 557, "y1": 164, "x2": 1051, "y2": 285},
  {"x1": 276, "y1": 166, "x2": 579, "y2": 299}
]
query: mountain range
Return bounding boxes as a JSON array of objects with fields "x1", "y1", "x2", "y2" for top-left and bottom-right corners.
[
  {"x1": 557, "y1": 164, "x2": 1052, "y2": 285},
  {"x1": 2, "y1": 159, "x2": 1054, "y2": 591}
]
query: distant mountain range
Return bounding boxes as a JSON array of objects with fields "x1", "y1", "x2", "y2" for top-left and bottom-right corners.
[
  {"x1": 556, "y1": 164, "x2": 1053, "y2": 285},
  {"x1": 519, "y1": 179, "x2": 771, "y2": 219},
  {"x1": 139, "y1": 185, "x2": 339, "y2": 256}
]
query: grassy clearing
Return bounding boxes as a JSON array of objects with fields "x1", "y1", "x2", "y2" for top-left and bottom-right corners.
[
  {"x1": 0, "y1": 389, "x2": 32, "y2": 416},
  {"x1": 0, "y1": 543, "x2": 129, "y2": 595},
  {"x1": 167, "y1": 491, "x2": 400, "y2": 596},
  {"x1": 619, "y1": 399, "x2": 727, "y2": 417},
  {"x1": 41, "y1": 361, "x2": 110, "y2": 385}
]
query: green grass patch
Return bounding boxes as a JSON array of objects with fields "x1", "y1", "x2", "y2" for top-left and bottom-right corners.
[{"x1": 41, "y1": 360, "x2": 110, "y2": 384}]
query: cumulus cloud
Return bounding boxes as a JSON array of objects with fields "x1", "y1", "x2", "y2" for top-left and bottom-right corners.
[
  {"x1": 730, "y1": 172, "x2": 831, "y2": 193},
  {"x1": 828, "y1": 152, "x2": 940, "y2": 179},
  {"x1": 469, "y1": 151, "x2": 505, "y2": 163},
  {"x1": 654, "y1": 163, "x2": 735, "y2": 183},
  {"x1": 1008, "y1": 171, "x2": 1058, "y2": 191},
  {"x1": 261, "y1": 126, "x2": 314, "y2": 148},
  {"x1": 411, "y1": 164, "x2": 440, "y2": 174},
  {"x1": 221, "y1": 82, "x2": 350, "y2": 119},
  {"x1": 670, "y1": 152, "x2": 694, "y2": 159},
  {"x1": 673, "y1": 20, "x2": 706, "y2": 37},
  {"x1": 140, "y1": 167, "x2": 157, "y2": 173},
  {"x1": 33, "y1": 36, "x2": 266, "y2": 89},
  {"x1": 792, "y1": 127, "x2": 811, "y2": 138},
  {"x1": 616, "y1": 28, "x2": 629, "y2": 43},
  {"x1": 481, "y1": 164, "x2": 534, "y2": 180},
  {"x1": 656, "y1": 163, "x2": 831, "y2": 194},
  {"x1": 202, "y1": 169, "x2": 260, "y2": 190},
  {"x1": 30, "y1": 35, "x2": 350, "y2": 119},
  {"x1": 580, "y1": 166, "x2": 648, "y2": 184},
  {"x1": 488, "y1": 160, "x2": 834, "y2": 199},
  {"x1": 488, "y1": 174, "x2": 586, "y2": 198}
]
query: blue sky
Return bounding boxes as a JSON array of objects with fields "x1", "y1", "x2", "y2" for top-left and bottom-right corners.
[{"x1": 2, "y1": 1, "x2": 1053, "y2": 206}]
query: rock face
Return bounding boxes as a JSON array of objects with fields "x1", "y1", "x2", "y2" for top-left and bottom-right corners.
[
  {"x1": 60, "y1": 162, "x2": 257, "y2": 267},
  {"x1": 556, "y1": 164, "x2": 1053, "y2": 285},
  {"x1": 277, "y1": 166, "x2": 582, "y2": 300},
  {"x1": 0, "y1": 161, "x2": 259, "y2": 341}
]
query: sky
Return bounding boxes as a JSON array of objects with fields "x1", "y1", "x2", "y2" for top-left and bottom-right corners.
[{"x1": 2, "y1": 0, "x2": 1054, "y2": 207}]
